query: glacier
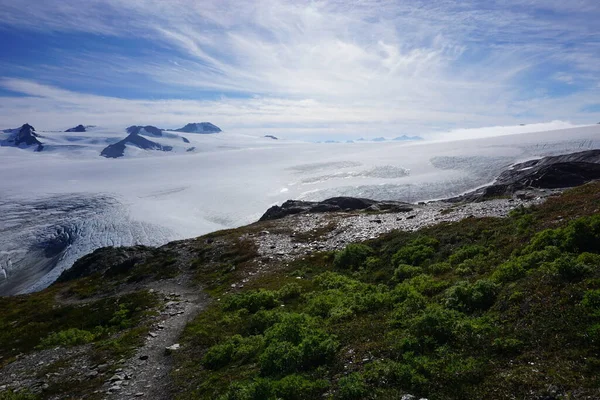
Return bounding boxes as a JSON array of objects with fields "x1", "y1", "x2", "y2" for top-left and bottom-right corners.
[{"x1": 1, "y1": 124, "x2": 600, "y2": 295}]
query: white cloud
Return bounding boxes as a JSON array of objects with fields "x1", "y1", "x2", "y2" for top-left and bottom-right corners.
[{"x1": 0, "y1": 0, "x2": 599, "y2": 137}]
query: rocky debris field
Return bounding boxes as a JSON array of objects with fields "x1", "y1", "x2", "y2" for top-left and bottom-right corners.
[{"x1": 250, "y1": 189, "x2": 559, "y2": 263}]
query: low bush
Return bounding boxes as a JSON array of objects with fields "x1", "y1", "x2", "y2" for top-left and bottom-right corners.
[
  {"x1": 338, "y1": 373, "x2": 367, "y2": 399},
  {"x1": 333, "y1": 244, "x2": 374, "y2": 270},
  {"x1": 392, "y1": 237, "x2": 439, "y2": 267},
  {"x1": 223, "y1": 290, "x2": 279, "y2": 313},
  {"x1": 203, "y1": 334, "x2": 265, "y2": 369},
  {"x1": 38, "y1": 328, "x2": 95, "y2": 348},
  {"x1": 444, "y1": 279, "x2": 499, "y2": 313},
  {"x1": 394, "y1": 264, "x2": 423, "y2": 282}
]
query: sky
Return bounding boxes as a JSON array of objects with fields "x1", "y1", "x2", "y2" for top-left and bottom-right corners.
[{"x1": 0, "y1": 0, "x2": 599, "y2": 139}]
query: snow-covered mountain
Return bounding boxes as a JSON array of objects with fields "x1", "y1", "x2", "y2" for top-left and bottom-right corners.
[
  {"x1": 171, "y1": 122, "x2": 222, "y2": 133},
  {"x1": 100, "y1": 133, "x2": 175, "y2": 158},
  {"x1": 1, "y1": 123, "x2": 44, "y2": 151}
]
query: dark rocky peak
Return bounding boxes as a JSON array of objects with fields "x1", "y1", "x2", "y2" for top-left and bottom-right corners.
[
  {"x1": 260, "y1": 197, "x2": 413, "y2": 221},
  {"x1": 173, "y1": 122, "x2": 221, "y2": 134},
  {"x1": 65, "y1": 124, "x2": 86, "y2": 132},
  {"x1": 264, "y1": 135, "x2": 278, "y2": 140},
  {"x1": 126, "y1": 125, "x2": 163, "y2": 137},
  {"x1": 100, "y1": 133, "x2": 173, "y2": 158},
  {"x1": 1, "y1": 123, "x2": 43, "y2": 151}
]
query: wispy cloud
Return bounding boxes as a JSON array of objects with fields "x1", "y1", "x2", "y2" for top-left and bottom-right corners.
[{"x1": 0, "y1": 0, "x2": 599, "y2": 136}]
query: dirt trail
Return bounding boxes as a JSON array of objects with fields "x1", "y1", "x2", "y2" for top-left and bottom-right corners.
[{"x1": 103, "y1": 278, "x2": 209, "y2": 400}]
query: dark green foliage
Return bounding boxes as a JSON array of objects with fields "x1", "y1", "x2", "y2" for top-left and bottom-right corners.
[
  {"x1": 552, "y1": 254, "x2": 592, "y2": 281},
  {"x1": 219, "y1": 375, "x2": 329, "y2": 400},
  {"x1": 203, "y1": 335, "x2": 264, "y2": 369},
  {"x1": 0, "y1": 391, "x2": 37, "y2": 400},
  {"x1": 448, "y1": 245, "x2": 488, "y2": 266},
  {"x1": 392, "y1": 237, "x2": 439, "y2": 267},
  {"x1": 333, "y1": 244, "x2": 374, "y2": 270},
  {"x1": 277, "y1": 283, "x2": 303, "y2": 300},
  {"x1": 393, "y1": 264, "x2": 423, "y2": 281},
  {"x1": 582, "y1": 289, "x2": 600, "y2": 316},
  {"x1": 444, "y1": 279, "x2": 499, "y2": 312},
  {"x1": 338, "y1": 373, "x2": 367, "y2": 399},
  {"x1": 38, "y1": 328, "x2": 95, "y2": 348},
  {"x1": 223, "y1": 290, "x2": 279, "y2": 313}
]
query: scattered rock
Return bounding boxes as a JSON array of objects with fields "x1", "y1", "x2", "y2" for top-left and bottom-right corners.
[{"x1": 165, "y1": 344, "x2": 180, "y2": 353}]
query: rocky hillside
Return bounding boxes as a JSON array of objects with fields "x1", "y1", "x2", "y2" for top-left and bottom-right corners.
[{"x1": 1, "y1": 152, "x2": 600, "y2": 399}]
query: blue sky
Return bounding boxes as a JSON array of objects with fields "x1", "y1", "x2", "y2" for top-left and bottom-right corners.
[{"x1": 0, "y1": 0, "x2": 599, "y2": 138}]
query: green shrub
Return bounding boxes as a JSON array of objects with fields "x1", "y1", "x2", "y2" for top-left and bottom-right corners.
[
  {"x1": 265, "y1": 313, "x2": 312, "y2": 345},
  {"x1": 246, "y1": 310, "x2": 282, "y2": 335},
  {"x1": 394, "y1": 264, "x2": 423, "y2": 282},
  {"x1": 338, "y1": 373, "x2": 367, "y2": 399},
  {"x1": 277, "y1": 283, "x2": 303, "y2": 300},
  {"x1": 402, "y1": 274, "x2": 450, "y2": 296},
  {"x1": 333, "y1": 244, "x2": 374, "y2": 270},
  {"x1": 260, "y1": 341, "x2": 302, "y2": 375},
  {"x1": 38, "y1": 328, "x2": 95, "y2": 348},
  {"x1": 0, "y1": 391, "x2": 38, "y2": 400},
  {"x1": 219, "y1": 376, "x2": 328, "y2": 400},
  {"x1": 392, "y1": 237, "x2": 439, "y2": 267},
  {"x1": 444, "y1": 280, "x2": 499, "y2": 313},
  {"x1": 272, "y1": 374, "x2": 329, "y2": 400},
  {"x1": 224, "y1": 290, "x2": 279, "y2": 313},
  {"x1": 409, "y1": 305, "x2": 462, "y2": 345},
  {"x1": 429, "y1": 262, "x2": 452, "y2": 275},
  {"x1": 259, "y1": 313, "x2": 339, "y2": 375},
  {"x1": 582, "y1": 289, "x2": 600, "y2": 316},
  {"x1": 578, "y1": 252, "x2": 600, "y2": 267},
  {"x1": 314, "y1": 272, "x2": 361, "y2": 290},
  {"x1": 298, "y1": 330, "x2": 339, "y2": 369},
  {"x1": 203, "y1": 334, "x2": 265, "y2": 369},
  {"x1": 552, "y1": 254, "x2": 591, "y2": 281},
  {"x1": 491, "y1": 247, "x2": 561, "y2": 283},
  {"x1": 449, "y1": 245, "x2": 488, "y2": 266},
  {"x1": 492, "y1": 337, "x2": 524, "y2": 354},
  {"x1": 219, "y1": 378, "x2": 274, "y2": 400},
  {"x1": 388, "y1": 289, "x2": 427, "y2": 327}
]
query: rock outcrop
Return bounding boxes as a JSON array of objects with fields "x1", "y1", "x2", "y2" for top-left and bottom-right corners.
[
  {"x1": 449, "y1": 149, "x2": 600, "y2": 202},
  {"x1": 65, "y1": 124, "x2": 87, "y2": 132},
  {"x1": 259, "y1": 197, "x2": 413, "y2": 221}
]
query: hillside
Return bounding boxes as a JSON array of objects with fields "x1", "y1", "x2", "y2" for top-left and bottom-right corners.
[{"x1": 1, "y1": 179, "x2": 600, "y2": 399}]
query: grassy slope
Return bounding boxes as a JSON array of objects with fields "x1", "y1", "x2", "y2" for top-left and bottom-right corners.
[{"x1": 172, "y1": 183, "x2": 600, "y2": 400}]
